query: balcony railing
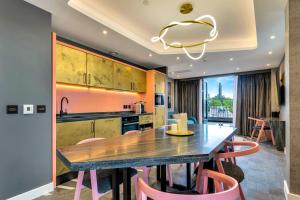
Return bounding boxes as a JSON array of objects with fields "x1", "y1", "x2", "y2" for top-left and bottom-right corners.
[{"x1": 207, "y1": 106, "x2": 233, "y2": 122}]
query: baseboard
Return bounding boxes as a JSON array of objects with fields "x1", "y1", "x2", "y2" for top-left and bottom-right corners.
[
  {"x1": 284, "y1": 180, "x2": 300, "y2": 200},
  {"x1": 7, "y1": 182, "x2": 53, "y2": 200}
]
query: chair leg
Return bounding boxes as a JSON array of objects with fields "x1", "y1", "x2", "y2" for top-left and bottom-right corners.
[
  {"x1": 90, "y1": 170, "x2": 99, "y2": 200},
  {"x1": 74, "y1": 171, "x2": 84, "y2": 200},
  {"x1": 195, "y1": 162, "x2": 204, "y2": 193},
  {"x1": 167, "y1": 165, "x2": 173, "y2": 187},
  {"x1": 142, "y1": 167, "x2": 151, "y2": 184},
  {"x1": 239, "y1": 184, "x2": 246, "y2": 200},
  {"x1": 133, "y1": 174, "x2": 139, "y2": 200},
  {"x1": 256, "y1": 129, "x2": 263, "y2": 143},
  {"x1": 250, "y1": 128, "x2": 256, "y2": 139}
]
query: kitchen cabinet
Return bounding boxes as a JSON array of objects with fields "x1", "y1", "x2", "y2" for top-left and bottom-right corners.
[
  {"x1": 155, "y1": 72, "x2": 166, "y2": 94},
  {"x1": 56, "y1": 42, "x2": 147, "y2": 92},
  {"x1": 155, "y1": 107, "x2": 165, "y2": 128},
  {"x1": 113, "y1": 62, "x2": 133, "y2": 91},
  {"x1": 56, "y1": 44, "x2": 87, "y2": 85},
  {"x1": 132, "y1": 68, "x2": 147, "y2": 92},
  {"x1": 56, "y1": 120, "x2": 94, "y2": 176},
  {"x1": 139, "y1": 114, "x2": 153, "y2": 125},
  {"x1": 94, "y1": 117, "x2": 122, "y2": 138},
  {"x1": 87, "y1": 54, "x2": 114, "y2": 89}
]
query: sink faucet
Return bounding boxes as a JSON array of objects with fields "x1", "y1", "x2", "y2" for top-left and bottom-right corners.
[{"x1": 60, "y1": 97, "x2": 69, "y2": 116}]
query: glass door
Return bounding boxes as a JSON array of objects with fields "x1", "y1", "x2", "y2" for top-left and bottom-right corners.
[{"x1": 202, "y1": 81, "x2": 208, "y2": 123}]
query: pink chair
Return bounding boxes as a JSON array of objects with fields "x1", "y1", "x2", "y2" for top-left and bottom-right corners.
[
  {"x1": 137, "y1": 169, "x2": 239, "y2": 200},
  {"x1": 214, "y1": 141, "x2": 260, "y2": 200},
  {"x1": 248, "y1": 117, "x2": 276, "y2": 145},
  {"x1": 74, "y1": 137, "x2": 138, "y2": 200},
  {"x1": 124, "y1": 130, "x2": 173, "y2": 187}
]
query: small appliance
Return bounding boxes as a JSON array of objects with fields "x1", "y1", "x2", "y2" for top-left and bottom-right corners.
[{"x1": 134, "y1": 101, "x2": 145, "y2": 114}]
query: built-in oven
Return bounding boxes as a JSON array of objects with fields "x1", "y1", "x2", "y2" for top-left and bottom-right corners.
[
  {"x1": 155, "y1": 93, "x2": 165, "y2": 106},
  {"x1": 121, "y1": 116, "x2": 139, "y2": 134}
]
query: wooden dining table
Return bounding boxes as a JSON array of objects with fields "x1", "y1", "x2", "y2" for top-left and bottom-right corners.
[{"x1": 57, "y1": 124, "x2": 237, "y2": 200}]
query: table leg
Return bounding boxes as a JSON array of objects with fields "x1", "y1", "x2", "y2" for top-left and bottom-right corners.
[
  {"x1": 186, "y1": 163, "x2": 192, "y2": 190},
  {"x1": 156, "y1": 165, "x2": 161, "y2": 181},
  {"x1": 112, "y1": 169, "x2": 120, "y2": 200},
  {"x1": 160, "y1": 165, "x2": 167, "y2": 192},
  {"x1": 122, "y1": 168, "x2": 131, "y2": 200}
]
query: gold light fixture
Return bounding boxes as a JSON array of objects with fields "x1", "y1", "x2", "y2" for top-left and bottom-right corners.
[
  {"x1": 151, "y1": 3, "x2": 218, "y2": 60},
  {"x1": 180, "y1": 3, "x2": 193, "y2": 14}
]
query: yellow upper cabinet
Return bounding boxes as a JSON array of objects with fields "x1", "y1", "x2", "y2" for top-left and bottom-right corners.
[
  {"x1": 87, "y1": 54, "x2": 114, "y2": 89},
  {"x1": 56, "y1": 44, "x2": 87, "y2": 86},
  {"x1": 155, "y1": 72, "x2": 166, "y2": 94},
  {"x1": 56, "y1": 42, "x2": 147, "y2": 92},
  {"x1": 132, "y1": 68, "x2": 146, "y2": 93},
  {"x1": 113, "y1": 62, "x2": 133, "y2": 91}
]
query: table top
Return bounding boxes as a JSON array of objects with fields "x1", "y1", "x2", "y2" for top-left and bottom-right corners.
[{"x1": 57, "y1": 124, "x2": 237, "y2": 171}]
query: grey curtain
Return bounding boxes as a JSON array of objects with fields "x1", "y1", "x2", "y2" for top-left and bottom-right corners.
[
  {"x1": 236, "y1": 72, "x2": 271, "y2": 136},
  {"x1": 176, "y1": 79, "x2": 200, "y2": 121}
]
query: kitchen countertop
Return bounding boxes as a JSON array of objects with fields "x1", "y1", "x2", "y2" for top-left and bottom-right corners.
[{"x1": 56, "y1": 112, "x2": 153, "y2": 123}]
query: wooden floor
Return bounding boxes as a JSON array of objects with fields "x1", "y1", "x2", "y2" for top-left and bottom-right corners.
[{"x1": 37, "y1": 137, "x2": 285, "y2": 200}]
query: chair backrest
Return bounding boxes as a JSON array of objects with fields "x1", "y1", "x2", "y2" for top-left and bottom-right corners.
[
  {"x1": 215, "y1": 141, "x2": 259, "y2": 174},
  {"x1": 77, "y1": 137, "x2": 105, "y2": 145},
  {"x1": 123, "y1": 130, "x2": 141, "y2": 135},
  {"x1": 216, "y1": 141, "x2": 259, "y2": 160},
  {"x1": 137, "y1": 169, "x2": 239, "y2": 200},
  {"x1": 248, "y1": 117, "x2": 264, "y2": 126}
]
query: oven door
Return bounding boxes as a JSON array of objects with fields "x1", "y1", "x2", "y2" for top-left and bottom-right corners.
[{"x1": 122, "y1": 122, "x2": 139, "y2": 134}]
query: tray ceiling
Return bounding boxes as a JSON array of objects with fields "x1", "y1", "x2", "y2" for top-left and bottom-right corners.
[{"x1": 68, "y1": 0, "x2": 257, "y2": 54}]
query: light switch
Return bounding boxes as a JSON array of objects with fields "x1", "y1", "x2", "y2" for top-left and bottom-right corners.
[{"x1": 23, "y1": 104, "x2": 34, "y2": 115}]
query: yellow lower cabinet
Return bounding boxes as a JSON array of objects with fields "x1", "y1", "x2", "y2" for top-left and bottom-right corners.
[
  {"x1": 139, "y1": 114, "x2": 153, "y2": 125},
  {"x1": 155, "y1": 107, "x2": 165, "y2": 128},
  {"x1": 94, "y1": 118, "x2": 122, "y2": 138},
  {"x1": 56, "y1": 120, "x2": 94, "y2": 176}
]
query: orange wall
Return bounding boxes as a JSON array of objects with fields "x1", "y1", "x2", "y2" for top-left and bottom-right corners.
[{"x1": 56, "y1": 84, "x2": 145, "y2": 113}]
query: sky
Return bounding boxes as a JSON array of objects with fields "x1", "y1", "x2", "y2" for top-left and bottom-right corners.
[{"x1": 204, "y1": 76, "x2": 235, "y2": 98}]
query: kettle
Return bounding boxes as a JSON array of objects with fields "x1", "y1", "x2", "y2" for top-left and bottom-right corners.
[{"x1": 134, "y1": 101, "x2": 145, "y2": 114}]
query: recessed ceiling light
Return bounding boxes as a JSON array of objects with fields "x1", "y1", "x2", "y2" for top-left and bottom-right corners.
[
  {"x1": 236, "y1": 67, "x2": 240, "y2": 70},
  {"x1": 189, "y1": 64, "x2": 193, "y2": 67},
  {"x1": 177, "y1": 74, "x2": 180, "y2": 78},
  {"x1": 176, "y1": 56, "x2": 180, "y2": 60},
  {"x1": 267, "y1": 63, "x2": 271, "y2": 67},
  {"x1": 102, "y1": 30, "x2": 108, "y2": 35},
  {"x1": 203, "y1": 72, "x2": 206, "y2": 75},
  {"x1": 229, "y1": 58, "x2": 234, "y2": 61},
  {"x1": 109, "y1": 51, "x2": 119, "y2": 56},
  {"x1": 149, "y1": 53, "x2": 152, "y2": 57},
  {"x1": 270, "y1": 35, "x2": 276, "y2": 40},
  {"x1": 268, "y1": 51, "x2": 273, "y2": 55},
  {"x1": 171, "y1": 71, "x2": 175, "y2": 75}
]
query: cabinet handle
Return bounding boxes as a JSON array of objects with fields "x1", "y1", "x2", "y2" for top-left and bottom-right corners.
[
  {"x1": 131, "y1": 82, "x2": 133, "y2": 90},
  {"x1": 88, "y1": 74, "x2": 91, "y2": 85},
  {"x1": 83, "y1": 73, "x2": 87, "y2": 84}
]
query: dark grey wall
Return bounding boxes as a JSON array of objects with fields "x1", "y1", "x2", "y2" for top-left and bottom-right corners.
[{"x1": 0, "y1": 0, "x2": 52, "y2": 198}]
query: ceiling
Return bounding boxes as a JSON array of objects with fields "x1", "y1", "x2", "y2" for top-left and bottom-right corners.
[
  {"x1": 68, "y1": 0, "x2": 257, "y2": 54},
  {"x1": 25, "y1": 0, "x2": 285, "y2": 79}
]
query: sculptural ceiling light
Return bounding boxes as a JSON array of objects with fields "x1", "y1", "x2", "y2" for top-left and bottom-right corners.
[{"x1": 151, "y1": 3, "x2": 218, "y2": 60}]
